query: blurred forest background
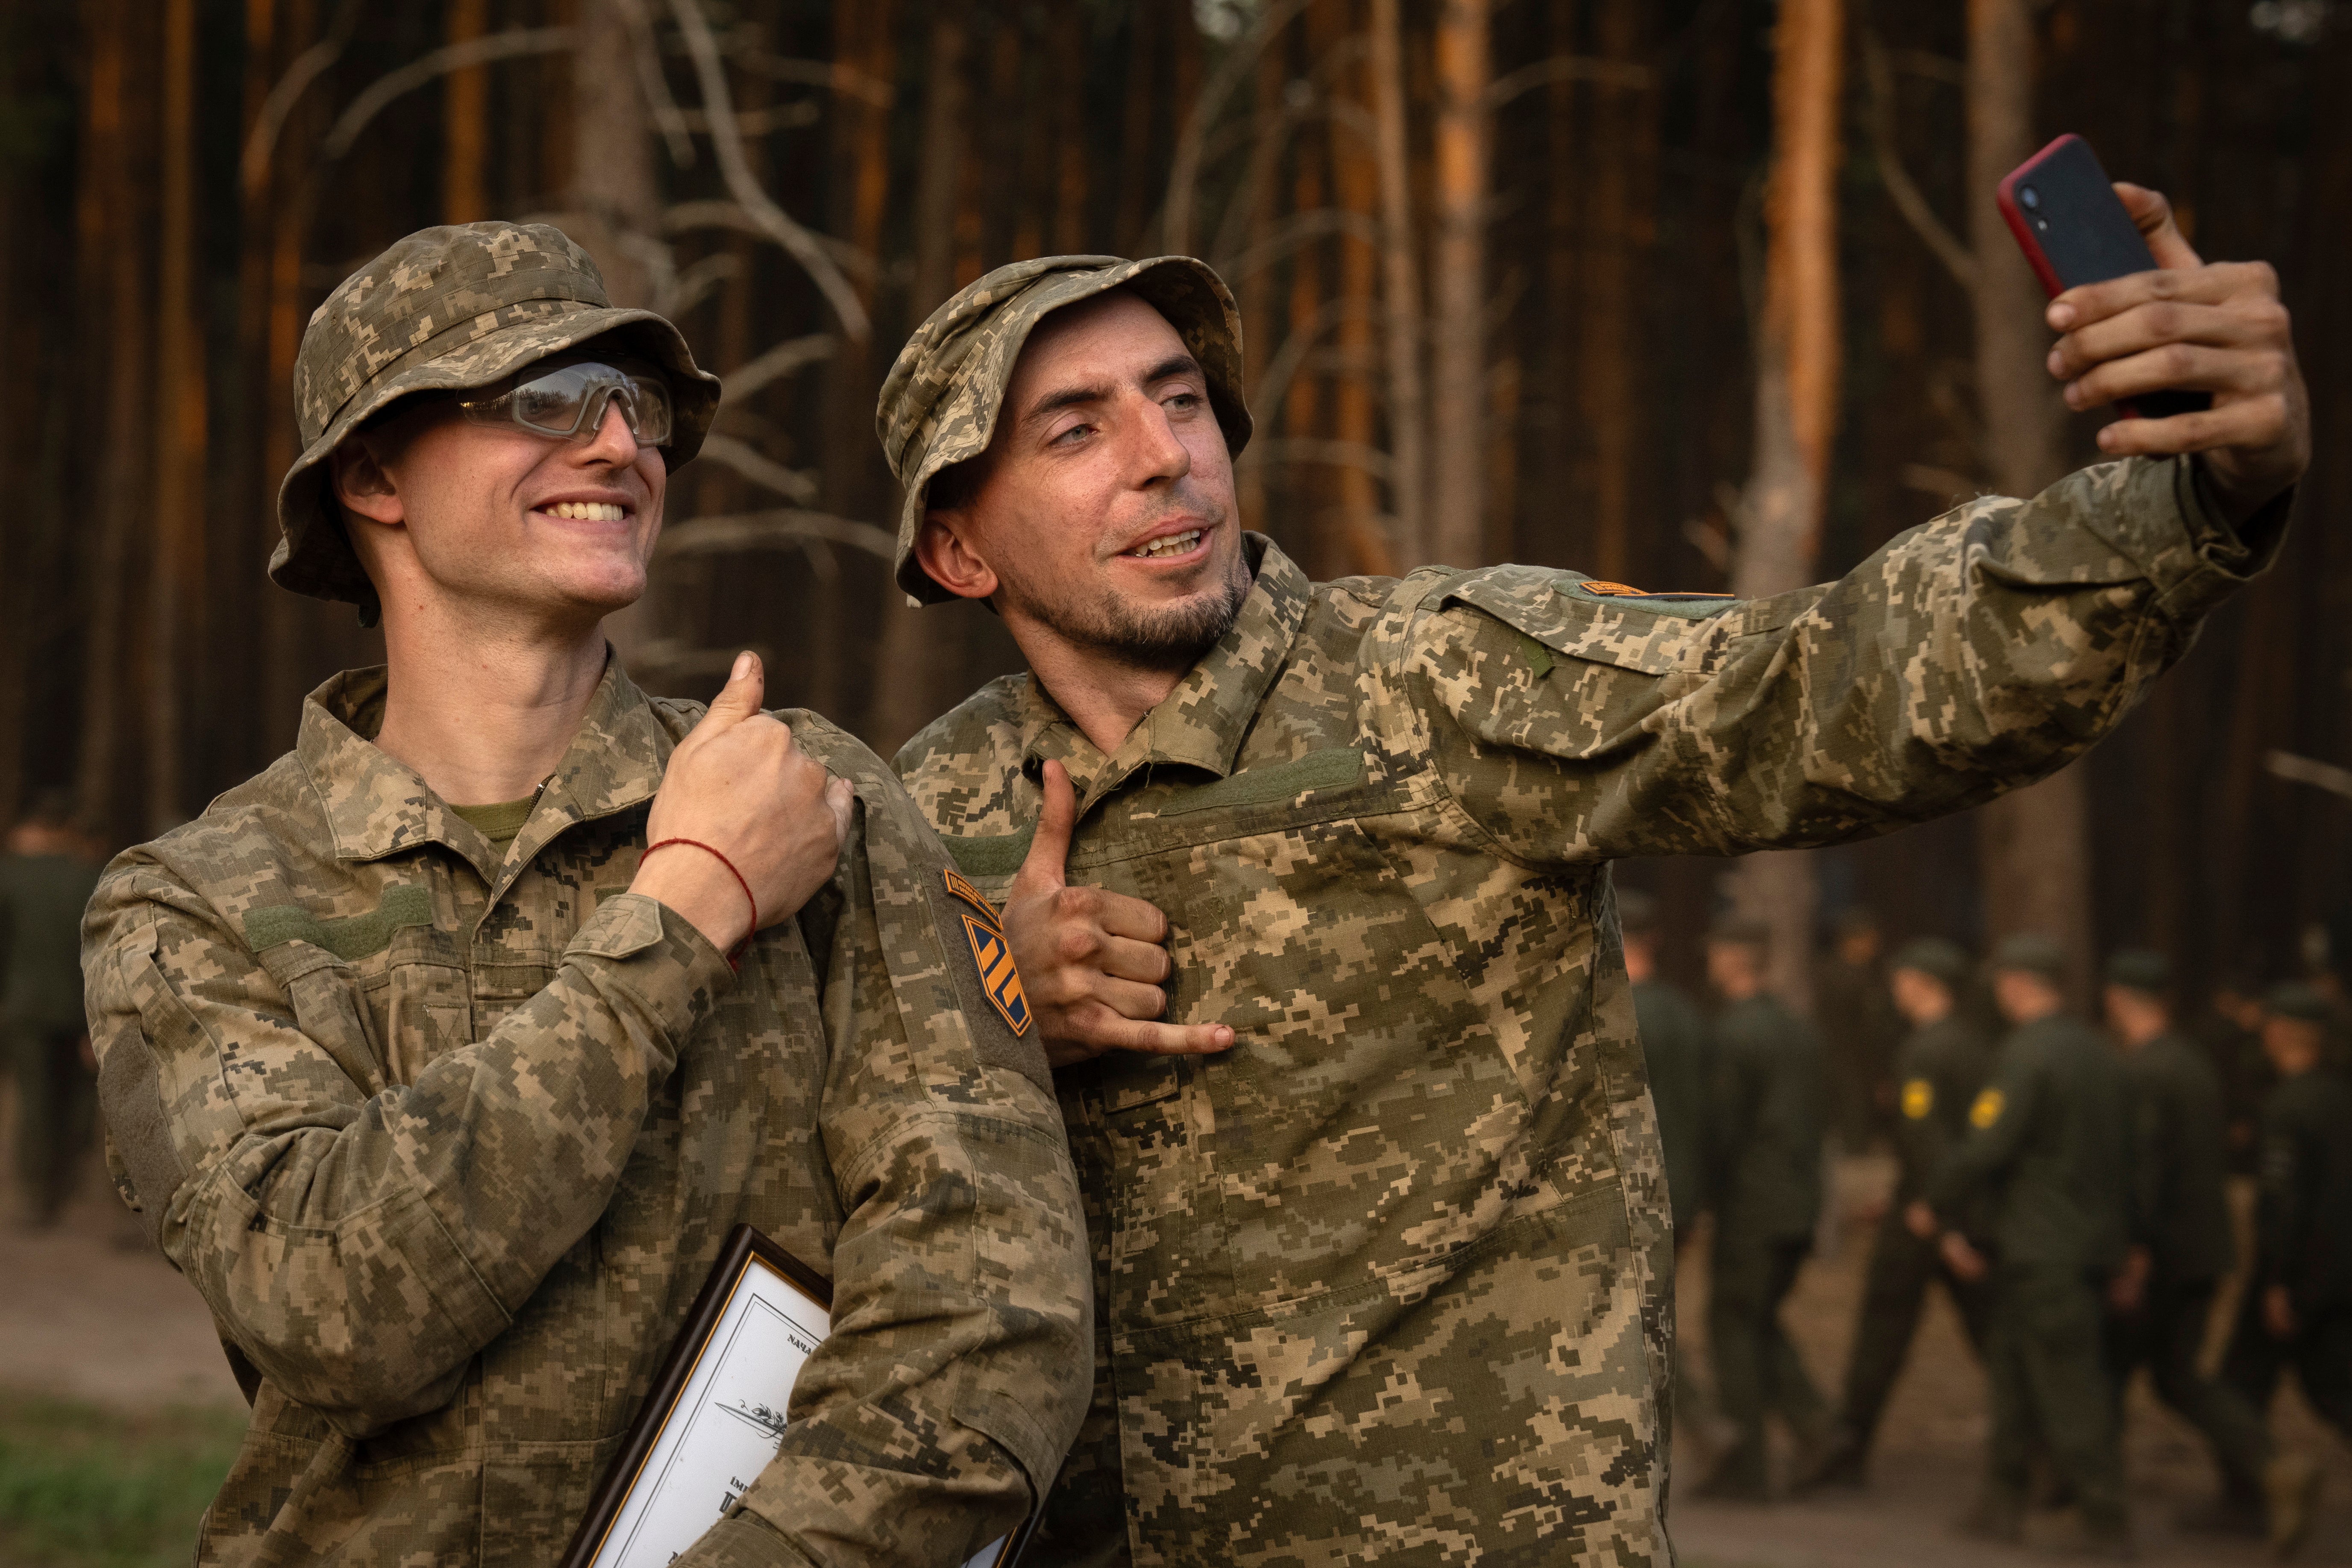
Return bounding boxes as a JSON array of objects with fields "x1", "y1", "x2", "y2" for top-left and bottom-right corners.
[{"x1": 3, "y1": 0, "x2": 2349, "y2": 1009}]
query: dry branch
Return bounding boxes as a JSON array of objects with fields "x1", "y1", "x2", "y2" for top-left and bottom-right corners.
[
  {"x1": 1483, "y1": 53, "x2": 1653, "y2": 110},
  {"x1": 658, "y1": 509, "x2": 896, "y2": 562},
  {"x1": 320, "y1": 29, "x2": 578, "y2": 162},
  {"x1": 722, "y1": 334, "x2": 837, "y2": 402},
  {"x1": 696, "y1": 433, "x2": 819, "y2": 503},
  {"x1": 663, "y1": 202, "x2": 874, "y2": 281},
  {"x1": 1163, "y1": 0, "x2": 1315, "y2": 253},
  {"x1": 667, "y1": 0, "x2": 868, "y2": 338},
  {"x1": 1864, "y1": 27, "x2": 1977, "y2": 294},
  {"x1": 238, "y1": 0, "x2": 364, "y2": 197}
]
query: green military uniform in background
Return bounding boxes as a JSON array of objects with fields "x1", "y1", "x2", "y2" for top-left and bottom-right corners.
[
  {"x1": 1814, "y1": 913, "x2": 1901, "y2": 1154},
  {"x1": 2225, "y1": 984, "x2": 2352, "y2": 1441},
  {"x1": 2100, "y1": 952, "x2": 2278, "y2": 1509},
  {"x1": 1929, "y1": 937, "x2": 2135, "y2": 1542},
  {"x1": 1702, "y1": 981, "x2": 1831, "y2": 1497},
  {"x1": 1621, "y1": 894, "x2": 1711, "y2": 1239},
  {"x1": 1815, "y1": 938, "x2": 1994, "y2": 1487},
  {"x1": 1, "y1": 832, "x2": 103, "y2": 1225},
  {"x1": 884, "y1": 249, "x2": 2287, "y2": 1565},
  {"x1": 1619, "y1": 890, "x2": 1716, "y2": 1449}
]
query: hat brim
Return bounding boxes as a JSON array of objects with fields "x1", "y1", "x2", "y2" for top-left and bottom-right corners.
[{"x1": 271, "y1": 302, "x2": 722, "y2": 610}]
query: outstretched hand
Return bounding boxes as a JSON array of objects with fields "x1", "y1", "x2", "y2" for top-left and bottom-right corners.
[
  {"x1": 1002, "y1": 760, "x2": 1236, "y2": 1070},
  {"x1": 2043, "y1": 182, "x2": 2308, "y2": 523},
  {"x1": 634, "y1": 651, "x2": 855, "y2": 953}
]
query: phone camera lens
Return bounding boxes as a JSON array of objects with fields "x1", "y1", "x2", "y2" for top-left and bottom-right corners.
[{"x1": 2019, "y1": 185, "x2": 2041, "y2": 211}]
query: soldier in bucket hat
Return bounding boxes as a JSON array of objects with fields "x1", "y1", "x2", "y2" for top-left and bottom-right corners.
[
  {"x1": 881, "y1": 193, "x2": 2306, "y2": 1564},
  {"x1": 82, "y1": 224, "x2": 1089, "y2": 1565}
]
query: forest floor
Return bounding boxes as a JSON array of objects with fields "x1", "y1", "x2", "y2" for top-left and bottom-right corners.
[{"x1": 2, "y1": 1093, "x2": 2348, "y2": 1565}]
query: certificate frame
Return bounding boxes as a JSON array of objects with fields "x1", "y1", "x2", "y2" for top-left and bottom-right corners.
[
  {"x1": 561, "y1": 1224, "x2": 834, "y2": 1568},
  {"x1": 561, "y1": 1224, "x2": 1035, "y2": 1568}
]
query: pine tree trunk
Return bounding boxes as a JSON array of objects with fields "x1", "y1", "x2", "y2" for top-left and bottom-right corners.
[
  {"x1": 1727, "y1": 0, "x2": 1844, "y2": 1016},
  {"x1": 78, "y1": 0, "x2": 150, "y2": 845},
  {"x1": 1366, "y1": 0, "x2": 1426, "y2": 565},
  {"x1": 1581, "y1": 0, "x2": 1651, "y2": 584},
  {"x1": 1428, "y1": 0, "x2": 1489, "y2": 568},
  {"x1": 868, "y1": 4, "x2": 969, "y2": 756},
  {"x1": 1330, "y1": 6, "x2": 1383, "y2": 554},
  {"x1": 1966, "y1": 0, "x2": 2091, "y2": 1000},
  {"x1": 445, "y1": 0, "x2": 490, "y2": 223},
  {"x1": 261, "y1": 0, "x2": 317, "y2": 750},
  {"x1": 148, "y1": 0, "x2": 204, "y2": 834},
  {"x1": 573, "y1": 0, "x2": 664, "y2": 670}
]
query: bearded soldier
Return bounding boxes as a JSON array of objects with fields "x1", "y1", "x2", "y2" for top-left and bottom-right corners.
[
  {"x1": 883, "y1": 181, "x2": 2303, "y2": 1564},
  {"x1": 82, "y1": 224, "x2": 1089, "y2": 1566}
]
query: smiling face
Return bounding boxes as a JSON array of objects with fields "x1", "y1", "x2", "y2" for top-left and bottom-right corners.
[
  {"x1": 913, "y1": 289, "x2": 1249, "y2": 672},
  {"x1": 331, "y1": 351, "x2": 668, "y2": 628}
]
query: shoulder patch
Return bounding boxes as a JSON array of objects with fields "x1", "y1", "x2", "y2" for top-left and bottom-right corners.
[
  {"x1": 1969, "y1": 1087, "x2": 2005, "y2": 1130},
  {"x1": 942, "y1": 867, "x2": 1001, "y2": 923},
  {"x1": 1901, "y1": 1078, "x2": 1934, "y2": 1120},
  {"x1": 957, "y1": 910, "x2": 1032, "y2": 1038}
]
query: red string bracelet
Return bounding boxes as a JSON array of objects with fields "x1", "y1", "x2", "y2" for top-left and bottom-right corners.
[{"x1": 642, "y1": 837, "x2": 758, "y2": 972}]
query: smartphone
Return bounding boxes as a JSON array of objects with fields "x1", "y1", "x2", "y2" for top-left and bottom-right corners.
[{"x1": 1997, "y1": 133, "x2": 2211, "y2": 420}]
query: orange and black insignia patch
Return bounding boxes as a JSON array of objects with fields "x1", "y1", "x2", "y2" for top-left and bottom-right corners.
[
  {"x1": 942, "y1": 867, "x2": 1001, "y2": 924},
  {"x1": 1580, "y1": 580, "x2": 1648, "y2": 597},
  {"x1": 959, "y1": 912, "x2": 1032, "y2": 1037}
]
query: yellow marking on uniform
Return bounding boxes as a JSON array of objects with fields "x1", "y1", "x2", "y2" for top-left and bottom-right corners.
[
  {"x1": 1901, "y1": 1079, "x2": 1934, "y2": 1120},
  {"x1": 960, "y1": 912, "x2": 1032, "y2": 1037},
  {"x1": 1970, "y1": 1087, "x2": 2005, "y2": 1130},
  {"x1": 942, "y1": 867, "x2": 1002, "y2": 925},
  {"x1": 1580, "y1": 580, "x2": 1647, "y2": 597}
]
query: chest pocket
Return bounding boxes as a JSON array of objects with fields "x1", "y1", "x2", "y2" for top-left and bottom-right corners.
[
  {"x1": 358, "y1": 924, "x2": 475, "y2": 1086},
  {"x1": 1071, "y1": 752, "x2": 1506, "y2": 1314}
]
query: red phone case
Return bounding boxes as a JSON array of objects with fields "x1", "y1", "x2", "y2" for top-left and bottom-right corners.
[{"x1": 1999, "y1": 141, "x2": 2073, "y2": 299}]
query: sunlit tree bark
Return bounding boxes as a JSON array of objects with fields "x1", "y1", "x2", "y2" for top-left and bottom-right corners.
[
  {"x1": 1727, "y1": 0, "x2": 1844, "y2": 1016},
  {"x1": 1428, "y1": 0, "x2": 1489, "y2": 567},
  {"x1": 1966, "y1": 0, "x2": 2091, "y2": 1001}
]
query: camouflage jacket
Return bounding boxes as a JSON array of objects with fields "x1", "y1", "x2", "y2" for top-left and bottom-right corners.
[
  {"x1": 83, "y1": 661, "x2": 1089, "y2": 1568},
  {"x1": 893, "y1": 455, "x2": 2278, "y2": 1568}
]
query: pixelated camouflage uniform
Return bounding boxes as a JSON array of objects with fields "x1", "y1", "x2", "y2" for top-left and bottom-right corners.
[
  {"x1": 892, "y1": 445, "x2": 2284, "y2": 1563},
  {"x1": 83, "y1": 223, "x2": 1091, "y2": 1567},
  {"x1": 84, "y1": 662, "x2": 1090, "y2": 1567}
]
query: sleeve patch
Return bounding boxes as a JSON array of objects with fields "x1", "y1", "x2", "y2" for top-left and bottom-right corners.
[
  {"x1": 942, "y1": 867, "x2": 1002, "y2": 924},
  {"x1": 958, "y1": 912, "x2": 1032, "y2": 1038},
  {"x1": 1969, "y1": 1087, "x2": 2005, "y2": 1130},
  {"x1": 1902, "y1": 1079, "x2": 1934, "y2": 1120}
]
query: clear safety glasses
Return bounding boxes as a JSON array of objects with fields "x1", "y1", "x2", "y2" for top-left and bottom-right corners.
[{"x1": 455, "y1": 361, "x2": 676, "y2": 448}]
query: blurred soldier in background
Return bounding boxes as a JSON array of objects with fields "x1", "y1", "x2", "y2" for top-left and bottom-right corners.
[
  {"x1": 1924, "y1": 934, "x2": 2135, "y2": 1554},
  {"x1": 1815, "y1": 907, "x2": 1901, "y2": 1154},
  {"x1": 2199, "y1": 974, "x2": 2275, "y2": 1174},
  {"x1": 0, "y1": 790, "x2": 103, "y2": 1228},
  {"x1": 2102, "y1": 952, "x2": 2316, "y2": 1555},
  {"x1": 1803, "y1": 937, "x2": 1994, "y2": 1492},
  {"x1": 1699, "y1": 917, "x2": 1832, "y2": 1500},
  {"x1": 1621, "y1": 891, "x2": 1711, "y2": 1247},
  {"x1": 1618, "y1": 890, "x2": 1716, "y2": 1443},
  {"x1": 2224, "y1": 984, "x2": 2352, "y2": 1458}
]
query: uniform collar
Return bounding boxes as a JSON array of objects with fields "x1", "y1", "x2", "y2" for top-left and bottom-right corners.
[
  {"x1": 297, "y1": 650, "x2": 669, "y2": 882},
  {"x1": 1016, "y1": 534, "x2": 1309, "y2": 813}
]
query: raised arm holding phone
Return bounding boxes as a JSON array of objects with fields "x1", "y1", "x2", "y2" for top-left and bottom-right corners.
[{"x1": 879, "y1": 148, "x2": 2305, "y2": 1562}]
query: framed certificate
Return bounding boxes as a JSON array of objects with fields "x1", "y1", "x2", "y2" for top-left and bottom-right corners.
[{"x1": 561, "y1": 1224, "x2": 1032, "y2": 1568}]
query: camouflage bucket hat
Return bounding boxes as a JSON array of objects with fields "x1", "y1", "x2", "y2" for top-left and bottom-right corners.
[
  {"x1": 272, "y1": 221, "x2": 722, "y2": 618},
  {"x1": 875, "y1": 253, "x2": 1252, "y2": 606}
]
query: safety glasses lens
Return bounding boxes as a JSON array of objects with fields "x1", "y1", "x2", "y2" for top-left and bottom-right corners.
[{"x1": 502, "y1": 364, "x2": 675, "y2": 445}]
